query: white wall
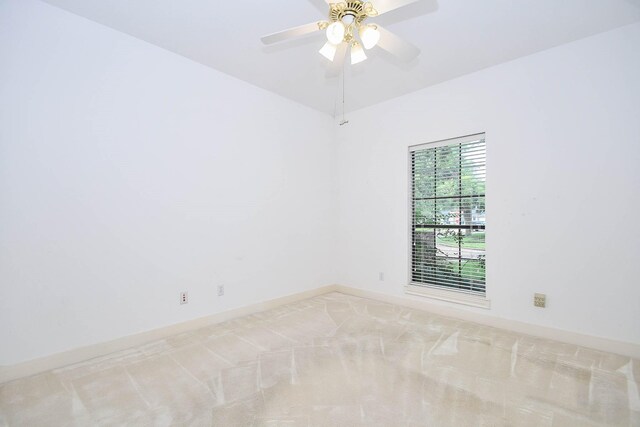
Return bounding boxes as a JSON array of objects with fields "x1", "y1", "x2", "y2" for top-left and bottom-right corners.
[
  {"x1": 2, "y1": 0, "x2": 638, "y2": 368},
  {"x1": 0, "y1": 0, "x2": 337, "y2": 365},
  {"x1": 335, "y1": 23, "x2": 640, "y2": 345}
]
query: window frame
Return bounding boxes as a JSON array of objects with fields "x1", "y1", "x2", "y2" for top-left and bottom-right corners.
[{"x1": 406, "y1": 133, "x2": 490, "y2": 309}]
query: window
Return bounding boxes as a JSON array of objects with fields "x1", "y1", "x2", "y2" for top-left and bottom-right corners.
[{"x1": 408, "y1": 134, "x2": 487, "y2": 307}]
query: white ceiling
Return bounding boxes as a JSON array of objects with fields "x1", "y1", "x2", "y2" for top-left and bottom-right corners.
[{"x1": 42, "y1": 0, "x2": 640, "y2": 115}]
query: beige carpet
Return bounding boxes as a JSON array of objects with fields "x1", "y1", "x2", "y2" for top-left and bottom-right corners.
[{"x1": 0, "y1": 292, "x2": 638, "y2": 426}]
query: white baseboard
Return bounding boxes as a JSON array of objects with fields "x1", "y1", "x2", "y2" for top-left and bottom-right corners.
[
  {"x1": 334, "y1": 284, "x2": 640, "y2": 359},
  {"x1": 3, "y1": 283, "x2": 637, "y2": 384},
  {"x1": 0, "y1": 285, "x2": 338, "y2": 384}
]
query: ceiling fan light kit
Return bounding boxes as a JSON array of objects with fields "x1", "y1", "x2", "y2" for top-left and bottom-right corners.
[
  {"x1": 326, "y1": 21, "x2": 346, "y2": 45},
  {"x1": 325, "y1": 1, "x2": 379, "y2": 64},
  {"x1": 359, "y1": 24, "x2": 381, "y2": 49},
  {"x1": 261, "y1": 0, "x2": 420, "y2": 69},
  {"x1": 319, "y1": 41, "x2": 338, "y2": 61},
  {"x1": 350, "y1": 42, "x2": 367, "y2": 64}
]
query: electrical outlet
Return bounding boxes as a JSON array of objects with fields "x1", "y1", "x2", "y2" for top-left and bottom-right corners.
[
  {"x1": 180, "y1": 291, "x2": 188, "y2": 305},
  {"x1": 217, "y1": 285, "x2": 224, "y2": 296},
  {"x1": 534, "y1": 293, "x2": 546, "y2": 308},
  {"x1": 379, "y1": 272, "x2": 385, "y2": 281}
]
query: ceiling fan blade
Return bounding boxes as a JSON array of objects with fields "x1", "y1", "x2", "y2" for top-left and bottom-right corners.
[
  {"x1": 326, "y1": 43, "x2": 348, "y2": 77},
  {"x1": 373, "y1": 0, "x2": 420, "y2": 15},
  {"x1": 261, "y1": 22, "x2": 324, "y2": 45},
  {"x1": 308, "y1": 0, "x2": 332, "y2": 13},
  {"x1": 376, "y1": 26, "x2": 420, "y2": 62}
]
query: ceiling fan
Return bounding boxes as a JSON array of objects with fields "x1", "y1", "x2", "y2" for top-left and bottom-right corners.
[{"x1": 260, "y1": 0, "x2": 421, "y2": 68}]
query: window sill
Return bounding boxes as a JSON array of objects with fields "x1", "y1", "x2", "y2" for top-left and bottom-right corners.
[{"x1": 405, "y1": 284, "x2": 491, "y2": 309}]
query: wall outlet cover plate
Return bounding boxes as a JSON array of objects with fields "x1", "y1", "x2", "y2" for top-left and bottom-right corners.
[{"x1": 534, "y1": 293, "x2": 546, "y2": 308}]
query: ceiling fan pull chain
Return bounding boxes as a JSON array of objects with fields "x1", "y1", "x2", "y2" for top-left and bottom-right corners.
[{"x1": 340, "y1": 60, "x2": 349, "y2": 126}]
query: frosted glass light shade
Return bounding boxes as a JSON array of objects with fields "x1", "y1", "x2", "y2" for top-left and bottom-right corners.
[
  {"x1": 350, "y1": 42, "x2": 367, "y2": 64},
  {"x1": 359, "y1": 25, "x2": 380, "y2": 49},
  {"x1": 319, "y1": 42, "x2": 338, "y2": 61},
  {"x1": 326, "y1": 21, "x2": 345, "y2": 45}
]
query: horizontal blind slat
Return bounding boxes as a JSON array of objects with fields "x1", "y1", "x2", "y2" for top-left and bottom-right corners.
[{"x1": 410, "y1": 134, "x2": 486, "y2": 295}]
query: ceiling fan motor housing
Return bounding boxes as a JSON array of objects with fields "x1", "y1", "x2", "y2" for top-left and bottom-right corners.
[
  {"x1": 329, "y1": 1, "x2": 378, "y2": 44},
  {"x1": 329, "y1": 1, "x2": 374, "y2": 26}
]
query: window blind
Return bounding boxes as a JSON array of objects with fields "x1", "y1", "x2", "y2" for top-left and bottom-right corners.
[{"x1": 410, "y1": 134, "x2": 486, "y2": 295}]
